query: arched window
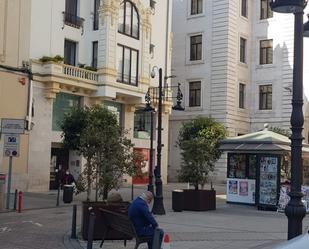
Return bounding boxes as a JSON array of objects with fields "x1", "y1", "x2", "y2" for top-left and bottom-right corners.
[{"x1": 118, "y1": 1, "x2": 139, "y2": 39}]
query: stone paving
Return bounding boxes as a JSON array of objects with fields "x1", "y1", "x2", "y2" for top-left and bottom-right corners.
[{"x1": 1, "y1": 183, "x2": 309, "y2": 249}]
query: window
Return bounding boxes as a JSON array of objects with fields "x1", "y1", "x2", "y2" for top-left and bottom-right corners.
[
  {"x1": 64, "y1": 39, "x2": 77, "y2": 66},
  {"x1": 259, "y1": 85, "x2": 272, "y2": 110},
  {"x1": 64, "y1": 0, "x2": 83, "y2": 29},
  {"x1": 92, "y1": 41, "x2": 98, "y2": 69},
  {"x1": 228, "y1": 154, "x2": 256, "y2": 179},
  {"x1": 260, "y1": 39, "x2": 273, "y2": 64},
  {"x1": 118, "y1": 1, "x2": 139, "y2": 39},
  {"x1": 189, "y1": 81, "x2": 201, "y2": 107},
  {"x1": 190, "y1": 35, "x2": 202, "y2": 61},
  {"x1": 104, "y1": 101, "x2": 123, "y2": 126},
  {"x1": 241, "y1": 0, "x2": 248, "y2": 17},
  {"x1": 134, "y1": 110, "x2": 151, "y2": 139},
  {"x1": 65, "y1": 0, "x2": 77, "y2": 16},
  {"x1": 260, "y1": 0, "x2": 273, "y2": 19},
  {"x1": 191, "y1": 0, "x2": 203, "y2": 15},
  {"x1": 93, "y1": 0, "x2": 100, "y2": 30},
  {"x1": 240, "y1": 37, "x2": 246, "y2": 63},
  {"x1": 117, "y1": 44, "x2": 138, "y2": 86},
  {"x1": 239, "y1": 83, "x2": 245, "y2": 109},
  {"x1": 52, "y1": 93, "x2": 81, "y2": 131}
]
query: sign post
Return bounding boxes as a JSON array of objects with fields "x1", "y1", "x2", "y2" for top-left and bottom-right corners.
[
  {"x1": 1, "y1": 119, "x2": 24, "y2": 209},
  {"x1": 5, "y1": 156, "x2": 13, "y2": 209}
]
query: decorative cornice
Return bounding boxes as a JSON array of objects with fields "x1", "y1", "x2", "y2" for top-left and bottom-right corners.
[
  {"x1": 99, "y1": 0, "x2": 120, "y2": 26},
  {"x1": 45, "y1": 82, "x2": 60, "y2": 99}
]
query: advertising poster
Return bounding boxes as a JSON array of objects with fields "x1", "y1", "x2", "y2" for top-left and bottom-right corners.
[
  {"x1": 278, "y1": 185, "x2": 309, "y2": 212},
  {"x1": 228, "y1": 180, "x2": 238, "y2": 194},
  {"x1": 239, "y1": 181, "x2": 248, "y2": 196}
]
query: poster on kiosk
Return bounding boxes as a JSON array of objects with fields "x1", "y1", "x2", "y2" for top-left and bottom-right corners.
[{"x1": 257, "y1": 156, "x2": 280, "y2": 209}]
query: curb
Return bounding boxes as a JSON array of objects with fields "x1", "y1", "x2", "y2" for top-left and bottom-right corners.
[{"x1": 63, "y1": 231, "x2": 84, "y2": 249}]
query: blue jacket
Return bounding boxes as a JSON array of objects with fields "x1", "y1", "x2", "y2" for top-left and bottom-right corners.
[{"x1": 128, "y1": 197, "x2": 158, "y2": 236}]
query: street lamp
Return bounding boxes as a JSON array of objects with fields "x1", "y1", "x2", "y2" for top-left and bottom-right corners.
[
  {"x1": 144, "y1": 90, "x2": 155, "y2": 194},
  {"x1": 147, "y1": 66, "x2": 184, "y2": 215},
  {"x1": 269, "y1": 0, "x2": 309, "y2": 240}
]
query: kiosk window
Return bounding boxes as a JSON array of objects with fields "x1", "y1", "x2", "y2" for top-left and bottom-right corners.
[
  {"x1": 228, "y1": 154, "x2": 257, "y2": 179},
  {"x1": 228, "y1": 154, "x2": 246, "y2": 178},
  {"x1": 248, "y1": 155, "x2": 257, "y2": 179}
]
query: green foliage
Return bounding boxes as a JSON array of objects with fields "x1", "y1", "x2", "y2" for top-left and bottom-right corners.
[
  {"x1": 61, "y1": 105, "x2": 144, "y2": 201},
  {"x1": 84, "y1": 66, "x2": 97, "y2": 71},
  {"x1": 269, "y1": 126, "x2": 290, "y2": 137},
  {"x1": 39, "y1": 55, "x2": 64, "y2": 63},
  {"x1": 177, "y1": 117, "x2": 226, "y2": 190}
]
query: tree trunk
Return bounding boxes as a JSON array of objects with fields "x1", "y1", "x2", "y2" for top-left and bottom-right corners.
[
  {"x1": 86, "y1": 158, "x2": 92, "y2": 201},
  {"x1": 103, "y1": 185, "x2": 108, "y2": 200}
]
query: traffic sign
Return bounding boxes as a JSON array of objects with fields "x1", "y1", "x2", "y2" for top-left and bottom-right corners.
[
  {"x1": 1, "y1": 119, "x2": 25, "y2": 134},
  {"x1": 3, "y1": 134, "x2": 20, "y2": 157}
]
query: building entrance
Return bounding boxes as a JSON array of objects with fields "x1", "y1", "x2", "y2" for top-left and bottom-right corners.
[{"x1": 49, "y1": 145, "x2": 69, "y2": 190}]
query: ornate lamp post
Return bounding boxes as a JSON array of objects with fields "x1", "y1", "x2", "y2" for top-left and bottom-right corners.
[
  {"x1": 147, "y1": 66, "x2": 184, "y2": 215},
  {"x1": 269, "y1": 0, "x2": 309, "y2": 240}
]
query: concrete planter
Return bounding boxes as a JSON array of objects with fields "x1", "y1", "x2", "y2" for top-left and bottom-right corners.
[{"x1": 183, "y1": 189, "x2": 216, "y2": 211}]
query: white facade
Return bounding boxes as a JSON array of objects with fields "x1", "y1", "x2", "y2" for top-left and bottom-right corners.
[
  {"x1": 169, "y1": 0, "x2": 309, "y2": 182},
  {"x1": 0, "y1": 0, "x2": 172, "y2": 191}
]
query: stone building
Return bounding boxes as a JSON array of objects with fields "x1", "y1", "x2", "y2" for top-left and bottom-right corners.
[
  {"x1": 169, "y1": 0, "x2": 309, "y2": 182},
  {"x1": 0, "y1": 0, "x2": 173, "y2": 191}
]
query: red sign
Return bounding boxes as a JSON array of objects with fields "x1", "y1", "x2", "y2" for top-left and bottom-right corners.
[
  {"x1": 0, "y1": 174, "x2": 6, "y2": 181},
  {"x1": 132, "y1": 148, "x2": 149, "y2": 184}
]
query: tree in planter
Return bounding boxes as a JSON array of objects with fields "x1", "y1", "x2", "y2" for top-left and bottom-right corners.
[
  {"x1": 177, "y1": 117, "x2": 226, "y2": 190},
  {"x1": 61, "y1": 105, "x2": 144, "y2": 201}
]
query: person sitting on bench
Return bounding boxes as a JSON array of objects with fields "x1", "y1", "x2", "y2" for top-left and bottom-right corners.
[{"x1": 128, "y1": 191, "x2": 164, "y2": 249}]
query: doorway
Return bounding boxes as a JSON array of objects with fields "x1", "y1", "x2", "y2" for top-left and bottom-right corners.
[{"x1": 49, "y1": 145, "x2": 69, "y2": 190}]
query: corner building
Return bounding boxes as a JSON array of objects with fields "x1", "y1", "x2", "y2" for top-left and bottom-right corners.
[{"x1": 0, "y1": 0, "x2": 172, "y2": 191}]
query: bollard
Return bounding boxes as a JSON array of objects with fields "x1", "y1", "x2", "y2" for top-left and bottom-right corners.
[
  {"x1": 71, "y1": 204, "x2": 77, "y2": 239},
  {"x1": 13, "y1": 189, "x2": 18, "y2": 210},
  {"x1": 17, "y1": 191, "x2": 22, "y2": 213},
  {"x1": 87, "y1": 210, "x2": 96, "y2": 249}
]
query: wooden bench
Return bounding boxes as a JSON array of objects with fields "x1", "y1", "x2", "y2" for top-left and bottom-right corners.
[{"x1": 99, "y1": 208, "x2": 152, "y2": 249}]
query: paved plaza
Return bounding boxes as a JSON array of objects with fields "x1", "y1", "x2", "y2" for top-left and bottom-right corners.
[{"x1": 1, "y1": 184, "x2": 309, "y2": 249}]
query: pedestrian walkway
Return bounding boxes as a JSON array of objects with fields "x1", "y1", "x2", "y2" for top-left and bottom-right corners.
[{"x1": 63, "y1": 183, "x2": 309, "y2": 249}]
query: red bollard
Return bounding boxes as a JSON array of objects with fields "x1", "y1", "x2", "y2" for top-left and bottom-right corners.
[{"x1": 18, "y1": 191, "x2": 23, "y2": 213}]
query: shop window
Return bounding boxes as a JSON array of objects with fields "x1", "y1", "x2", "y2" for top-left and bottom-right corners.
[
  {"x1": 248, "y1": 155, "x2": 257, "y2": 179},
  {"x1": 134, "y1": 110, "x2": 151, "y2": 139},
  {"x1": 52, "y1": 93, "x2": 81, "y2": 131},
  {"x1": 103, "y1": 101, "x2": 123, "y2": 127}
]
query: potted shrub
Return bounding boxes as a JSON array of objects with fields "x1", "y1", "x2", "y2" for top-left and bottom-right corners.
[
  {"x1": 61, "y1": 105, "x2": 144, "y2": 240},
  {"x1": 177, "y1": 117, "x2": 226, "y2": 211}
]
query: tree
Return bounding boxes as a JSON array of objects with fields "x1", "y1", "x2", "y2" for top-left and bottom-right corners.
[
  {"x1": 177, "y1": 117, "x2": 226, "y2": 190},
  {"x1": 61, "y1": 105, "x2": 144, "y2": 201}
]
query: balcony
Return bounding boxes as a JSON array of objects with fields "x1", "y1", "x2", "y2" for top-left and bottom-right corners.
[
  {"x1": 31, "y1": 60, "x2": 98, "y2": 99},
  {"x1": 62, "y1": 12, "x2": 85, "y2": 34}
]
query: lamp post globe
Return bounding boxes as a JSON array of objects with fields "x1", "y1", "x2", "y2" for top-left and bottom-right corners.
[{"x1": 269, "y1": 0, "x2": 308, "y2": 13}]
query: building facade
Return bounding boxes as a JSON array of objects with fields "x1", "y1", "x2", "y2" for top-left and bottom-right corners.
[
  {"x1": 169, "y1": 0, "x2": 309, "y2": 182},
  {"x1": 0, "y1": 0, "x2": 173, "y2": 192}
]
